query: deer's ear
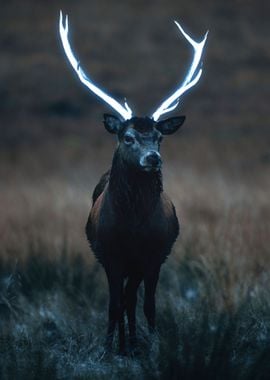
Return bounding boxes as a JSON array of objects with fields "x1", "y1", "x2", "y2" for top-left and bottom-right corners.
[
  {"x1": 156, "y1": 116, "x2": 186, "y2": 135},
  {"x1": 103, "y1": 114, "x2": 123, "y2": 134}
]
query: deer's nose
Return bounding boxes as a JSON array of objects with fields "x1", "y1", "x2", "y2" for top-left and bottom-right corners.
[
  {"x1": 146, "y1": 151, "x2": 161, "y2": 166},
  {"x1": 140, "y1": 151, "x2": 162, "y2": 171}
]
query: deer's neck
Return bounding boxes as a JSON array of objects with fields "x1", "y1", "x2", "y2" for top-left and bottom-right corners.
[{"x1": 108, "y1": 149, "x2": 163, "y2": 221}]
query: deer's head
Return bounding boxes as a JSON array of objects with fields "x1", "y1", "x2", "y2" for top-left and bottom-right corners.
[
  {"x1": 59, "y1": 11, "x2": 208, "y2": 172},
  {"x1": 103, "y1": 115, "x2": 185, "y2": 172}
]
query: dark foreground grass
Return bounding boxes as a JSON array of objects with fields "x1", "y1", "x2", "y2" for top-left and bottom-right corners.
[{"x1": 1, "y1": 246, "x2": 270, "y2": 380}]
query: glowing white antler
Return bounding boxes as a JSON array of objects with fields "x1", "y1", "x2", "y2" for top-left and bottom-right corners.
[
  {"x1": 59, "y1": 11, "x2": 133, "y2": 120},
  {"x1": 151, "y1": 22, "x2": 208, "y2": 121}
]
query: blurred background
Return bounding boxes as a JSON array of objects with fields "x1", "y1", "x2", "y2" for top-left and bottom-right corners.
[
  {"x1": 0, "y1": 0, "x2": 269, "y2": 258},
  {"x1": 0, "y1": 1, "x2": 270, "y2": 377}
]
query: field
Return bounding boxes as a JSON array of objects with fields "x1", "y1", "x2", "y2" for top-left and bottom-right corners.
[{"x1": 0, "y1": 1, "x2": 270, "y2": 379}]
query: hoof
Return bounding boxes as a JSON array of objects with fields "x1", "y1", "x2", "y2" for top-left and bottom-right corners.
[
  {"x1": 118, "y1": 348, "x2": 128, "y2": 356},
  {"x1": 128, "y1": 337, "x2": 141, "y2": 357},
  {"x1": 129, "y1": 346, "x2": 141, "y2": 357}
]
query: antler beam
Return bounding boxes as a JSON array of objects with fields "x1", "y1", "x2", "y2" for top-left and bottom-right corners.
[
  {"x1": 151, "y1": 23, "x2": 208, "y2": 121},
  {"x1": 59, "y1": 11, "x2": 133, "y2": 120}
]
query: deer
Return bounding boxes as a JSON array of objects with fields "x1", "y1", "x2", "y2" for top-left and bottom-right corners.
[{"x1": 59, "y1": 11, "x2": 208, "y2": 354}]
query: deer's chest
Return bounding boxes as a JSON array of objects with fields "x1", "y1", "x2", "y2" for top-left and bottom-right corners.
[{"x1": 94, "y1": 196, "x2": 179, "y2": 261}]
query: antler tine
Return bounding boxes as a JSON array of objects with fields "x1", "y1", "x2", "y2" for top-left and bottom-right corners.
[
  {"x1": 151, "y1": 22, "x2": 208, "y2": 121},
  {"x1": 59, "y1": 11, "x2": 133, "y2": 120}
]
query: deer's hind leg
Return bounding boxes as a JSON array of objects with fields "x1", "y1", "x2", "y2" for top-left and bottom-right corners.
[{"x1": 144, "y1": 266, "x2": 161, "y2": 333}]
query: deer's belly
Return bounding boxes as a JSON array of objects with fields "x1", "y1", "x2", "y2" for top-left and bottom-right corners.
[{"x1": 93, "y1": 215, "x2": 179, "y2": 267}]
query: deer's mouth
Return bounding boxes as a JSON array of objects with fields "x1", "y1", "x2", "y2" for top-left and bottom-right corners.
[{"x1": 140, "y1": 163, "x2": 162, "y2": 172}]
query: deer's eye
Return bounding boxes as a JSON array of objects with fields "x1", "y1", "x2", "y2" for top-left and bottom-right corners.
[{"x1": 124, "y1": 134, "x2": 135, "y2": 145}]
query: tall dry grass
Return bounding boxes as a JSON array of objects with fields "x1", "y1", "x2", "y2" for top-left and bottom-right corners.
[
  {"x1": 0, "y1": 135, "x2": 270, "y2": 379},
  {"x1": 0, "y1": 0, "x2": 270, "y2": 377}
]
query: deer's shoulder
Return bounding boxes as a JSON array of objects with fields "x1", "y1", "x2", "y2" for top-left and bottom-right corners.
[
  {"x1": 160, "y1": 193, "x2": 177, "y2": 219},
  {"x1": 92, "y1": 170, "x2": 110, "y2": 205}
]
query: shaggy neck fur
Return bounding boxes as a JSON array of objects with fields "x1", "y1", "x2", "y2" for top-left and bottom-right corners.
[{"x1": 108, "y1": 148, "x2": 163, "y2": 223}]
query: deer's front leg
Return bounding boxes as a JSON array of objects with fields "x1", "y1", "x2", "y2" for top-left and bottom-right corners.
[
  {"x1": 125, "y1": 273, "x2": 143, "y2": 350},
  {"x1": 105, "y1": 265, "x2": 124, "y2": 352},
  {"x1": 118, "y1": 278, "x2": 126, "y2": 354}
]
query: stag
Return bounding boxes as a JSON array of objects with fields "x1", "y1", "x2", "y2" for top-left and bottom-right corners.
[{"x1": 59, "y1": 11, "x2": 207, "y2": 354}]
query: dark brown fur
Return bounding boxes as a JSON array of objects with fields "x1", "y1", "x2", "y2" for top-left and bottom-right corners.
[{"x1": 86, "y1": 130, "x2": 179, "y2": 353}]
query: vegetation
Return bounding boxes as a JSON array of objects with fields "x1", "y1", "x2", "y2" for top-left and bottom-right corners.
[
  {"x1": 1, "y1": 0, "x2": 270, "y2": 378},
  {"x1": 0, "y1": 157, "x2": 270, "y2": 379},
  {"x1": 1, "y1": 243, "x2": 270, "y2": 379}
]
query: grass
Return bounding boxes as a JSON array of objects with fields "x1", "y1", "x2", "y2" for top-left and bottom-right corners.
[
  {"x1": 0, "y1": 134, "x2": 269, "y2": 379},
  {"x1": 0, "y1": 148, "x2": 270, "y2": 379},
  {"x1": 1, "y1": 1, "x2": 270, "y2": 378},
  {"x1": 1, "y1": 241, "x2": 270, "y2": 380}
]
